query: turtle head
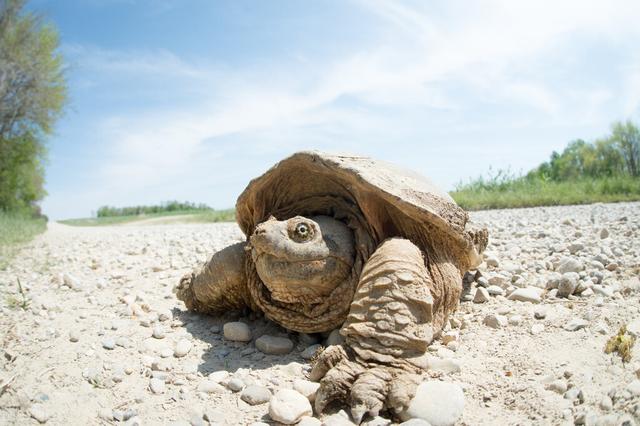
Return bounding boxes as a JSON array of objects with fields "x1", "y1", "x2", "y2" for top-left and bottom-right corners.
[{"x1": 249, "y1": 215, "x2": 355, "y2": 303}]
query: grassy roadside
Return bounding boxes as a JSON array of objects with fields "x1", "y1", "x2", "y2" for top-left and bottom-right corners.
[
  {"x1": 59, "y1": 208, "x2": 236, "y2": 226},
  {"x1": 0, "y1": 212, "x2": 47, "y2": 269},
  {"x1": 450, "y1": 176, "x2": 640, "y2": 210}
]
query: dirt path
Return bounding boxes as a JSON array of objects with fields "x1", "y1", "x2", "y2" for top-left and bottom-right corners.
[{"x1": 1, "y1": 203, "x2": 639, "y2": 425}]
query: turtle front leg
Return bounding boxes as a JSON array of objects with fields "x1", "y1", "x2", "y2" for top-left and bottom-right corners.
[
  {"x1": 311, "y1": 238, "x2": 462, "y2": 423},
  {"x1": 174, "y1": 242, "x2": 251, "y2": 313}
]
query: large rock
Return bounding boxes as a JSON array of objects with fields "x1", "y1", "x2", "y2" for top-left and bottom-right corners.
[
  {"x1": 400, "y1": 381, "x2": 464, "y2": 426},
  {"x1": 255, "y1": 335, "x2": 294, "y2": 354},
  {"x1": 268, "y1": 389, "x2": 312, "y2": 424}
]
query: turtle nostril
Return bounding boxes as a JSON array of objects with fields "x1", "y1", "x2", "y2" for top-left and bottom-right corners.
[{"x1": 255, "y1": 227, "x2": 267, "y2": 235}]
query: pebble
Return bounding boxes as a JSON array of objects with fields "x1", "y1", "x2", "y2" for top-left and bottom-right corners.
[
  {"x1": 226, "y1": 377, "x2": 245, "y2": 392},
  {"x1": 473, "y1": 287, "x2": 490, "y2": 303},
  {"x1": 29, "y1": 405, "x2": 50, "y2": 423},
  {"x1": 268, "y1": 389, "x2": 313, "y2": 425},
  {"x1": 530, "y1": 324, "x2": 545, "y2": 335},
  {"x1": 298, "y1": 417, "x2": 322, "y2": 426},
  {"x1": 557, "y1": 272, "x2": 580, "y2": 297},
  {"x1": 149, "y1": 378, "x2": 166, "y2": 394},
  {"x1": 483, "y1": 314, "x2": 508, "y2": 329},
  {"x1": 508, "y1": 315, "x2": 523, "y2": 326},
  {"x1": 507, "y1": 287, "x2": 542, "y2": 303},
  {"x1": 627, "y1": 318, "x2": 640, "y2": 337},
  {"x1": 628, "y1": 379, "x2": 640, "y2": 396},
  {"x1": 564, "y1": 318, "x2": 589, "y2": 331},
  {"x1": 208, "y1": 371, "x2": 229, "y2": 383},
  {"x1": 326, "y1": 329, "x2": 344, "y2": 346},
  {"x1": 486, "y1": 285, "x2": 504, "y2": 296},
  {"x1": 293, "y1": 379, "x2": 320, "y2": 402},
  {"x1": 69, "y1": 330, "x2": 79, "y2": 342},
  {"x1": 197, "y1": 381, "x2": 225, "y2": 394},
  {"x1": 152, "y1": 325, "x2": 165, "y2": 339},
  {"x1": 241, "y1": 385, "x2": 272, "y2": 405},
  {"x1": 557, "y1": 257, "x2": 584, "y2": 274},
  {"x1": 102, "y1": 337, "x2": 116, "y2": 350},
  {"x1": 427, "y1": 356, "x2": 461, "y2": 374},
  {"x1": 255, "y1": 335, "x2": 294, "y2": 355},
  {"x1": 300, "y1": 344, "x2": 322, "y2": 360},
  {"x1": 223, "y1": 322, "x2": 252, "y2": 342},
  {"x1": 400, "y1": 381, "x2": 464, "y2": 426},
  {"x1": 174, "y1": 339, "x2": 192, "y2": 357}
]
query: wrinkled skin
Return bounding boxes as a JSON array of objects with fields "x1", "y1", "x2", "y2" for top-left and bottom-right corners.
[{"x1": 249, "y1": 216, "x2": 355, "y2": 304}]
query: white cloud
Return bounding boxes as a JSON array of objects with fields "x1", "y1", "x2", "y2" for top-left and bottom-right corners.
[{"x1": 45, "y1": 0, "x2": 640, "y2": 218}]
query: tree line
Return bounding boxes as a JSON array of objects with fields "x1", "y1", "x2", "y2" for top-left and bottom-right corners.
[
  {"x1": 0, "y1": 0, "x2": 66, "y2": 216},
  {"x1": 96, "y1": 201, "x2": 213, "y2": 218},
  {"x1": 528, "y1": 120, "x2": 640, "y2": 181}
]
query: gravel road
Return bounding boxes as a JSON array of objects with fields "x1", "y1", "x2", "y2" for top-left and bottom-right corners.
[{"x1": 1, "y1": 202, "x2": 639, "y2": 425}]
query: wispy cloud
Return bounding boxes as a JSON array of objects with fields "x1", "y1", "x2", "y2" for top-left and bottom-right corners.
[{"x1": 44, "y1": 0, "x2": 640, "y2": 218}]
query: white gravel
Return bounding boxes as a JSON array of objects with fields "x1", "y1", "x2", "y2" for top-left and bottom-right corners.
[{"x1": 0, "y1": 202, "x2": 639, "y2": 425}]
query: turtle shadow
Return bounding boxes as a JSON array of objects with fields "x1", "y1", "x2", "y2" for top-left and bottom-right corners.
[{"x1": 171, "y1": 307, "x2": 320, "y2": 376}]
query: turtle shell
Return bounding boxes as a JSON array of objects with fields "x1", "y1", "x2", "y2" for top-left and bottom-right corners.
[
  {"x1": 237, "y1": 151, "x2": 483, "y2": 272},
  {"x1": 235, "y1": 152, "x2": 486, "y2": 333}
]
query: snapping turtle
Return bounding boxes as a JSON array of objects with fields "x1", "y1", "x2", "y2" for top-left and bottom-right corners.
[{"x1": 176, "y1": 151, "x2": 487, "y2": 422}]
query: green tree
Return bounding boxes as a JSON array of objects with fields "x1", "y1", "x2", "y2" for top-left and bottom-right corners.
[
  {"x1": 0, "y1": 0, "x2": 66, "y2": 213},
  {"x1": 609, "y1": 120, "x2": 640, "y2": 177}
]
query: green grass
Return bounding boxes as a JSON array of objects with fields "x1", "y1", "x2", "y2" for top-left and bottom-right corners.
[
  {"x1": 451, "y1": 175, "x2": 640, "y2": 210},
  {"x1": 0, "y1": 212, "x2": 47, "y2": 269},
  {"x1": 59, "y1": 208, "x2": 235, "y2": 226}
]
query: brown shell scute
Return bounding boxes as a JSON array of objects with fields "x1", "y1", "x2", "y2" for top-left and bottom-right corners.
[{"x1": 236, "y1": 151, "x2": 483, "y2": 273}]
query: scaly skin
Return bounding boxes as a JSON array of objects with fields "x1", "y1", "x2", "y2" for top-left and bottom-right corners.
[{"x1": 310, "y1": 238, "x2": 462, "y2": 422}]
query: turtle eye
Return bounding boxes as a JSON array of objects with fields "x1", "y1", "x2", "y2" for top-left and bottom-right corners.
[{"x1": 291, "y1": 221, "x2": 314, "y2": 242}]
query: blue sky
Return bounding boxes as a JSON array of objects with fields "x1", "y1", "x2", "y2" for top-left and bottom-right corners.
[{"x1": 29, "y1": 0, "x2": 640, "y2": 219}]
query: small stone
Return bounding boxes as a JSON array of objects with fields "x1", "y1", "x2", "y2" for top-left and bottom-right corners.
[
  {"x1": 149, "y1": 378, "x2": 166, "y2": 394},
  {"x1": 69, "y1": 330, "x2": 79, "y2": 342},
  {"x1": 530, "y1": 324, "x2": 545, "y2": 335},
  {"x1": 326, "y1": 329, "x2": 344, "y2": 346},
  {"x1": 508, "y1": 315, "x2": 523, "y2": 326},
  {"x1": 300, "y1": 344, "x2": 322, "y2": 360},
  {"x1": 485, "y1": 256, "x2": 499, "y2": 268},
  {"x1": 208, "y1": 371, "x2": 229, "y2": 383},
  {"x1": 563, "y1": 387, "x2": 584, "y2": 404},
  {"x1": 547, "y1": 380, "x2": 568, "y2": 394},
  {"x1": 533, "y1": 308, "x2": 546, "y2": 319},
  {"x1": 226, "y1": 377, "x2": 245, "y2": 392},
  {"x1": 483, "y1": 314, "x2": 508, "y2": 329},
  {"x1": 174, "y1": 339, "x2": 192, "y2": 357},
  {"x1": 268, "y1": 389, "x2": 313, "y2": 425},
  {"x1": 102, "y1": 338, "x2": 116, "y2": 350},
  {"x1": 241, "y1": 385, "x2": 272, "y2": 405},
  {"x1": 473, "y1": 287, "x2": 490, "y2": 303},
  {"x1": 557, "y1": 257, "x2": 584, "y2": 274},
  {"x1": 507, "y1": 287, "x2": 542, "y2": 303},
  {"x1": 152, "y1": 325, "x2": 165, "y2": 339},
  {"x1": 400, "y1": 381, "x2": 464, "y2": 426},
  {"x1": 486, "y1": 285, "x2": 504, "y2": 296},
  {"x1": 599, "y1": 395, "x2": 613, "y2": 411},
  {"x1": 628, "y1": 379, "x2": 640, "y2": 396},
  {"x1": 564, "y1": 318, "x2": 589, "y2": 332},
  {"x1": 626, "y1": 318, "x2": 640, "y2": 337},
  {"x1": 557, "y1": 272, "x2": 580, "y2": 297},
  {"x1": 255, "y1": 335, "x2": 294, "y2": 355},
  {"x1": 293, "y1": 379, "x2": 320, "y2": 402},
  {"x1": 29, "y1": 405, "x2": 49, "y2": 423},
  {"x1": 399, "y1": 420, "x2": 432, "y2": 426},
  {"x1": 197, "y1": 380, "x2": 225, "y2": 393},
  {"x1": 223, "y1": 322, "x2": 252, "y2": 342},
  {"x1": 298, "y1": 417, "x2": 322, "y2": 426},
  {"x1": 599, "y1": 228, "x2": 609, "y2": 239},
  {"x1": 427, "y1": 357, "x2": 461, "y2": 374}
]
